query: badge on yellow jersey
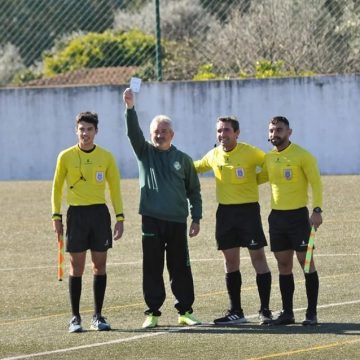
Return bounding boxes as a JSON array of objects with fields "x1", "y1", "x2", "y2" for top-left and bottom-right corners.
[
  {"x1": 283, "y1": 168, "x2": 293, "y2": 180},
  {"x1": 96, "y1": 171, "x2": 105, "y2": 182},
  {"x1": 236, "y1": 168, "x2": 245, "y2": 178}
]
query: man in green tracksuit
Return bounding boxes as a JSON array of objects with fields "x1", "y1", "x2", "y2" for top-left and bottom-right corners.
[{"x1": 123, "y1": 88, "x2": 202, "y2": 329}]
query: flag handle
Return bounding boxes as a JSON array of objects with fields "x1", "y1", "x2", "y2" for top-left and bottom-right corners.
[{"x1": 304, "y1": 226, "x2": 316, "y2": 274}]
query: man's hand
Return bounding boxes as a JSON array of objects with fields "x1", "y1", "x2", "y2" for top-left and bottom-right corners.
[
  {"x1": 52, "y1": 219, "x2": 63, "y2": 236},
  {"x1": 189, "y1": 221, "x2": 200, "y2": 238},
  {"x1": 123, "y1": 88, "x2": 134, "y2": 109},
  {"x1": 113, "y1": 221, "x2": 124, "y2": 240},
  {"x1": 310, "y1": 212, "x2": 322, "y2": 231}
]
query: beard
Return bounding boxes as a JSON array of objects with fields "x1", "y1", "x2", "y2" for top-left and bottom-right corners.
[{"x1": 270, "y1": 137, "x2": 285, "y2": 146}]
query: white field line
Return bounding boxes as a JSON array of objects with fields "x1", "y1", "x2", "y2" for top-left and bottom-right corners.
[
  {"x1": 0, "y1": 332, "x2": 167, "y2": 360},
  {"x1": 246, "y1": 299, "x2": 360, "y2": 319},
  {"x1": 1, "y1": 299, "x2": 360, "y2": 360},
  {"x1": 0, "y1": 253, "x2": 359, "y2": 272}
]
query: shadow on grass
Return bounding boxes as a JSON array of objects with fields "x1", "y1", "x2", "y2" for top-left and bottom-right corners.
[{"x1": 111, "y1": 322, "x2": 360, "y2": 336}]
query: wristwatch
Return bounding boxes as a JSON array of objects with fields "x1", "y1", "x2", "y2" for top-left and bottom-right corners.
[{"x1": 313, "y1": 207, "x2": 322, "y2": 213}]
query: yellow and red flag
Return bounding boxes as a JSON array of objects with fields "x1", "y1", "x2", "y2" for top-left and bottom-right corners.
[
  {"x1": 57, "y1": 234, "x2": 65, "y2": 281},
  {"x1": 304, "y1": 226, "x2": 316, "y2": 274}
]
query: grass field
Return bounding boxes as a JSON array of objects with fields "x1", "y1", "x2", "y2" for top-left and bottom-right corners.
[{"x1": 0, "y1": 176, "x2": 359, "y2": 360}]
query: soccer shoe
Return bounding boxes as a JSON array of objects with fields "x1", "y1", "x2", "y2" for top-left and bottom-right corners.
[
  {"x1": 68, "y1": 315, "x2": 82, "y2": 333},
  {"x1": 178, "y1": 311, "x2": 201, "y2": 326},
  {"x1": 258, "y1": 309, "x2": 273, "y2": 325},
  {"x1": 142, "y1": 314, "x2": 159, "y2": 329},
  {"x1": 302, "y1": 314, "x2": 318, "y2": 326},
  {"x1": 213, "y1": 310, "x2": 247, "y2": 325},
  {"x1": 90, "y1": 314, "x2": 111, "y2": 331},
  {"x1": 269, "y1": 310, "x2": 295, "y2": 325}
]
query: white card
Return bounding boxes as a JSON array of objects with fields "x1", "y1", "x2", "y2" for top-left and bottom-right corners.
[{"x1": 130, "y1": 77, "x2": 142, "y2": 93}]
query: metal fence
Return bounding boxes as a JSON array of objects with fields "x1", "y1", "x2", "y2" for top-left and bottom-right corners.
[{"x1": 0, "y1": 0, "x2": 359, "y2": 87}]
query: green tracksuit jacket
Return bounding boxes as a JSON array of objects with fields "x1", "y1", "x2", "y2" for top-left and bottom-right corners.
[{"x1": 125, "y1": 108, "x2": 202, "y2": 224}]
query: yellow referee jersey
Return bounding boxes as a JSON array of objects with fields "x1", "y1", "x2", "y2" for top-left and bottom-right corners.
[
  {"x1": 261, "y1": 143, "x2": 322, "y2": 210},
  {"x1": 194, "y1": 143, "x2": 265, "y2": 204},
  {"x1": 51, "y1": 145, "x2": 124, "y2": 220}
]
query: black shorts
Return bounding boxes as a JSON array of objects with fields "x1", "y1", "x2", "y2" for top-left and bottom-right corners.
[
  {"x1": 268, "y1": 207, "x2": 311, "y2": 252},
  {"x1": 66, "y1": 204, "x2": 112, "y2": 253},
  {"x1": 215, "y1": 203, "x2": 267, "y2": 251}
]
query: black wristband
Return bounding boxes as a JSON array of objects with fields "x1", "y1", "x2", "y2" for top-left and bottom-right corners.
[
  {"x1": 52, "y1": 213, "x2": 62, "y2": 220},
  {"x1": 116, "y1": 213, "x2": 125, "y2": 220}
]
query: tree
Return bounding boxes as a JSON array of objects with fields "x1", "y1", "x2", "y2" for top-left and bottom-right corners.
[
  {"x1": 202, "y1": 0, "x2": 360, "y2": 75},
  {"x1": 0, "y1": 43, "x2": 24, "y2": 85},
  {"x1": 113, "y1": 0, "x2": 218, "y2": 80},
  {"x1": 0, "y1": 0, "x2": 124, "y2": 66},
  {"x1": 200, "y1": 0, "x2": 251, "y2": 21},
  {"x1": 114, "y1": 0, "x2": 216, "y2": 41}
]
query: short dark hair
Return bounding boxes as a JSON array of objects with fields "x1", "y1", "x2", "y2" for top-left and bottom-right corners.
[
  {"x1": 270, "y1": 116, "x2": 289, "y2": 127},
  {"x1": 217, "y1": 116, "x2": 239, "y2": 132},
  {"x1": 76, "y1": 111, "x2": 99, "y2": 129}
]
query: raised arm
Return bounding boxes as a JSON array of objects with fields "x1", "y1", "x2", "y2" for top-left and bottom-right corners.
[
  {"x1": 123, "y1": 87, "x2": 134, "y2": 109},
  {"x1": 123, "y1": 88, "x2": 148, "y2": 158}
]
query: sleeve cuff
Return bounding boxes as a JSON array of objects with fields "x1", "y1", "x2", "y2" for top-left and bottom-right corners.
[
  {"x1": 116, "y1": 213, "x2": 125, "y2": 221},
  {"x1": 52, "y1": 214, "x2": 62, "y2": 221}
]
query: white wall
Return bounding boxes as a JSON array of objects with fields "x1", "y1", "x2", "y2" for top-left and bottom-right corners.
[{"x1": 0, "y1": 74, "x2": 359, "y2": 180}]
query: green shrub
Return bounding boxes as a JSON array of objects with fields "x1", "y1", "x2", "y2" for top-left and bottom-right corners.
[
  {"x1": 193, "y1": 63, "x2": 221, "y2": 80},
  {"x1": 254, "y1": 59, "x2": 315, "y2": 78},
  {"x1": 11, "y1": 68, "x2": 42, "y2": 85},
  {"x1": 132, "y1": 61, "x2": 156, "y2": 81},
  {"x1": 255, "y1": 59, "x2": 285, "y2": 78},
  {"x1": 43, "y1": 30, "x2": 156, "y2": 76},
  {"x1": 193, "y1": 60, "x2": 315, "y2": 81}
]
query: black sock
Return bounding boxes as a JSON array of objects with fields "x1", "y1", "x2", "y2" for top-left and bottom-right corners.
[
  {"x1": 279, "y1": 274, "x2": 294, "y2": 314},
  {"x1": 226, "y1": 271, "x2": 242, "y2": 312},
  {"x1": 305, "y1": 271, "x2": 319, "y2": 316},
  {"x1": 256, "y1": 272, "x2": 272, "y2": 311},
  {"x1": 69, "y1": 275, "x2": 82, "y2": 317},
  {"x1": 93, "y1": 274, "x2": 107, "y2": 315}
]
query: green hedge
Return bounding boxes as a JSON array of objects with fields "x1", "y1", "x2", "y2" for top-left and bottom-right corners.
[{"x1": 43, "y1": 30, "x2": 156, "y2": 76}]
